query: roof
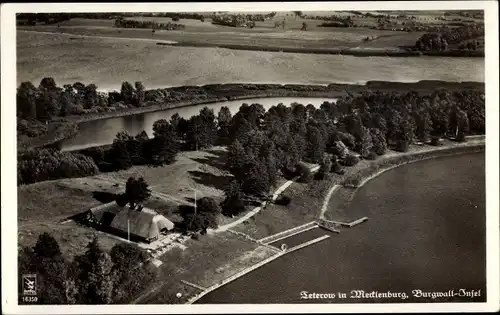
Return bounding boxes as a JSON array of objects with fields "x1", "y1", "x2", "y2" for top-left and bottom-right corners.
[{"x1": 90, "y1": 202, "x2": 175, "y2": 239}]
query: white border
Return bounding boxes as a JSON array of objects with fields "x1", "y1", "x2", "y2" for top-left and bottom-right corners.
[{"x1": 1, "y1": 1, "x2": 498, "y2": 314}]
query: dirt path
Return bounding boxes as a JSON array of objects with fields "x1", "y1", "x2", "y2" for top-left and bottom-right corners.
[{"x1": 212, "y1": 165, "x2": 320, "y2": 233}]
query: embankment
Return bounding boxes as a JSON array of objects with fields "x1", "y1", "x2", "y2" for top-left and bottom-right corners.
[{"x1": 26, "y1": 81, "x2": 483, "y2": 150}]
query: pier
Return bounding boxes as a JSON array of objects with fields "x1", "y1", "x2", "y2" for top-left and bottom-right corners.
[
  {"x1": 186, "y1": 234, "x2": 331, "y2": 304},
  {"x1": 258, "y1": 221, "x2": 318, "y2": 244},
  {"x1": 181, "y1": 280, "x2": 207, "y2": 291},
  {"x1": 318, "y1": 217, "x2": 369, "y2": 228}
]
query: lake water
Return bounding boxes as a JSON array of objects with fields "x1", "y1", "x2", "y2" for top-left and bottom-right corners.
[
  {"x1": 197, "y1": 152, "x2": 486, "y2": 303},
  {"x1": 58, "y1": 97, "x2": 336, "y2": 151}
]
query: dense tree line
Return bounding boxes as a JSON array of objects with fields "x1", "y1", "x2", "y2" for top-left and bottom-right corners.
[
  {"x1": 18, "y1": 88, "x2": 484, "y2": 186},
  {"x1": 19, "y1": 233, "x2": 155, "y2": 304},
  {"x1": 219, "y1": 89, "x2": 484, "y2": 216},
  {"x1": 114, "y1": 18, "x2": 185, "y2": 30},
  {"x1": 211, "y1": 14, "x2": 261, "y2": 28},
  {"x1": 415, "y1": 24, "x2": 484, "y2": 52},
  {"x1": 17, "y1": 79, "x2": 157, "y2": 123},
  {"x1": 18, "y1": 148, "x2": 99, "y2": 185}
]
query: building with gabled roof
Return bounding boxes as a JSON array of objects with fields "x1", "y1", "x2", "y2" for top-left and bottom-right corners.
[{"x1": 87, "y1": 202, "x2": 175, "y2": 243}]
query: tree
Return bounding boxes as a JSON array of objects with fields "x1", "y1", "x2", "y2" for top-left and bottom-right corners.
[
  {"x1": 260, "y1": 140, "x2": 280, "y2": 188},
  {"x1": 17, "y1": 82, "x2": 37, "y2": 119},
  {"x1": 134, "y1": 82, "x2": 145, "y2": 106},
  {"x1": 200, "y1": 106, "x2": 218, "y2": 146},
  {"x1": 226, "y1": 139, "x2": 248, "y2": 179},
  {"x1": 39, "y1": 77, "x2": 57, "y2": 90},
  {"x1": 217, "y1": 106, "x2": 232, "y2": 144},
  {"x1": 305, "y1": 125, "x2": 325, "y2": 163},
  {"x1": 282, "y1": 135, "x2": 301, "y2": 173},
  {"x1": 19, "y1": 234, "x2": 70, "y2": 304},
  {"x1": 120, "y1": 81, "x2": 135, "y2": 105},
  {"x1": 370, "y1": 127, "x2": 388, "y2": 155},
  {"x1": 83, "y1": 84, "x2": 98, "y2": 109},
  {"x1": 186, "y1": 113, "x2": 216, "y2": 150},
  {"x1": 179, "y1": 198, "x2": 219, "y2": 232},
  {"x1": 316, "y1": 156, "x2": 332, "y2": 180},
  {"x1": 292, "y1": 11, "x2": 303, "y2": 19},
  {"x1": 110, "y1": 243, "x2": 148, "y2": 271},
  {"x1": 170, "y1": 113, "x2": 188, "y2": 140},
  {"x1": 197, "y1": 197, "x2": 222, "y2": 215},
  {"x1": 221, "y1": 180, "x2": 245, "y2": 217},
  {"x1": 413, "y1": 109, "x2": 433, "y2": 142},
  {"x1": 109, "y1": 138, "x2": 132, "y2": 170},
  {"x1": 359, "y1": 126, "x2": 373, "y2": 158},
  {"x1": 33, "y1": 232, "x2": 62, "y2": 258},
  {"x1": 241, "y1": 159, "x2": 271, "y2": 197},
  {"x1": 36, "y1": 80, "x2": 61, "y2": 121},
  {"x1": 296, "y1": 163, "x2": 313, "y2": 183},
  {"x1": 124, "y1": 177, "x2": 151, "y2": 208},
  {"x1": 152, "y1": 119, "x2": 176, "y2": 138},
  {"x1": 73, "y1": 237, "x2": 115, "y2": 304}
]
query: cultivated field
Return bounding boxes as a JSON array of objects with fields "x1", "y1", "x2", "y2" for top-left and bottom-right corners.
[{"x1": 17, "y1": 30, "x2": 484, "y2": 91}]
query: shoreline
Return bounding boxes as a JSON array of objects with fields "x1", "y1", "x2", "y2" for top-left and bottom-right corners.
[
  {"x1": 22, "y1": 81, "x2": 484, "y2": 150},
  {"x1": 161, "y1": 137, "x2": 485, "y2": 304},
  {"x1": 324, "y1": 137, "x2": 485, "y2": 221}
]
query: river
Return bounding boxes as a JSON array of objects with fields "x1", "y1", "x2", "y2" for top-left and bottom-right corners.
[
  {"x1": 58, "y1": 97, "x2": 336, "y2": 151},
  {"x1": 197, "y1": 152, "x2": 486, "y2": 303}
]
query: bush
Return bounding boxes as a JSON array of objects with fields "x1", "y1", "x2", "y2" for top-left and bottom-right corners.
[
  {"x1": 172, "y1": 16, "x2": 180, "y2": 22},
  {"x1": 456, "y1": 132, "x2": 467, "y2": 142},
  {"x1": 341, "y1": 154, "x2": 360, "y2": 167},
  {"x1": 17, "y1": 119, "x2": 48, "y2": 137},
  {"x1": 332, "y1": 164, "x2": 345, "y2": 175},
  {"x1": 430, "y1": 136, "x2": 443, "y2": 146},
  {"x1": 365, "y1": 151, "x2": 378, "y2": 160},
  {"x1": 296, "y1": 163, "x2": 313, "y2": 183},
  {"x1": 275, "y1": 195, "x2": 291, "y2": 206},
  {"x1": 394, "y1": 140, "x2": 410, "y2": 152}
]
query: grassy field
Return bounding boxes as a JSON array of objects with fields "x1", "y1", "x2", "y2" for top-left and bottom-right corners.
[
  {"x1": 16, "y1": 147, "x2": 233, "y2": 255},
  {"x1": 231, "y1": 178, "x2": 332, "y2": 239},
  {"x1": 136, "y1": 232, "x2": 276, "y2": 304}
]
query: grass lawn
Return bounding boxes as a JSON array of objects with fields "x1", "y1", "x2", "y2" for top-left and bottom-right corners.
[
  {"x1": 231, "y1": 176, "x2": 333, "y2": 239},
  {"x1": 135, "y1": 231, "x2": 276, "y2": 304}
]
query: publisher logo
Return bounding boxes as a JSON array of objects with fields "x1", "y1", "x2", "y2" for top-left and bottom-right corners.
[{"x1": 22, "y1": 274, "x2": 37, "y2": 296}]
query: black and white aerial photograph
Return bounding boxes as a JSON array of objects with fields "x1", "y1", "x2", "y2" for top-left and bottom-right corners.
[{"x1": 1, "y1": 1, "x2": 499, "y2": 314}]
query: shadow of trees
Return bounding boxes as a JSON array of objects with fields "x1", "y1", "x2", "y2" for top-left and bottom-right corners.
[
  {"x1": 190, "y1": 148, "x2": 228, "y2": 171},
  {"x1": 188, "y1": 170, "x2": 233, "y2": 193},
  {"x1": 92, "y1": 191, "x2": 119, "y2": 203}
]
